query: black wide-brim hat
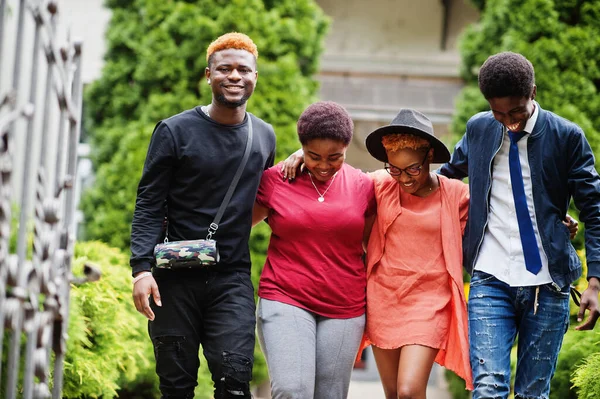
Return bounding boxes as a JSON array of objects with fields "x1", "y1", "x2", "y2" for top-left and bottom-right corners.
[{"x1": 365, "y1": 109, "x2": 451, "y2": 163}]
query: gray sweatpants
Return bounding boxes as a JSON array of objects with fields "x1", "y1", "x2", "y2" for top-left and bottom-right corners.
[{"x1": 256, "y1": 298, "x2": 365, "y2": 399}]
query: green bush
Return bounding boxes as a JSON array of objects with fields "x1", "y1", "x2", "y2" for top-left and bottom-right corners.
[
  {"x1": 67, "y1": 241, "x2": 274, "y2": 398},
  {"x1": 63, "y1": 240, "x2": 158, "y2": 398},
  {"x1": 0, "y1": 240, "x2": 158, "y2": 398},
  {"x1": 573, "y1": 341, "x2": 600, "y2": 398},
  {"x1": 551, "y1": 329, "x2": 600, "y2": 398},
  {"x1": 69, "y1": 241, "x2": 265, "y2": 398},
  {"x1": 445, "y1": 369, "x2": 469, "y2": 399}
]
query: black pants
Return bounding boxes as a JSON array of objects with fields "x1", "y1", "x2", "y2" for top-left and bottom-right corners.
[{"x1": 149, "y1": 268, "x2": 255, "y2": 399}]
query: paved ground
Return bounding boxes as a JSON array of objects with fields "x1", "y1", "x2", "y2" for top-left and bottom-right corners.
[
  {"x1": 347, "y1": 346, "x2": 451, "y2": 399},
  {"x1": 347, "y1": 364, "x2": 452, "y2": 399},
  {"x1": 255, "y1": 356, "x2": 452, "y2": 399}
]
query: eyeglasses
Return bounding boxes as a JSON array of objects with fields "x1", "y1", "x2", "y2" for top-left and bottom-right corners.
[{"x1": 385, "y1": 148, "x2": 430, "y2": 177}]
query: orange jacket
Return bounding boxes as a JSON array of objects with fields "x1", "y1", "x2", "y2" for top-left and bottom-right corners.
[{"x1": 365, "y1": 171, "x2": 473, "y2": 390}]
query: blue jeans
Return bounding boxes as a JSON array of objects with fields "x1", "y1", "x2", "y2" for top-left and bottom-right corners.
[
  {"x1": 149, "y1": 268, "x2": 256, "y2": 399},
  {"x1": 468, "y1": 271, "x2": 570, "y2": 399}
]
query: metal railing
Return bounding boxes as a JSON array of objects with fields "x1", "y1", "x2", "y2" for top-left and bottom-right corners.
[{"x1": 0, "y1": 0, "x2": 87, "y2": 397}]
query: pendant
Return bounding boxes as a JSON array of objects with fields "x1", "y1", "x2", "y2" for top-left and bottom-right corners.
[{"x1": 318, "y1": 197, "x2": 325, "y2": 203}]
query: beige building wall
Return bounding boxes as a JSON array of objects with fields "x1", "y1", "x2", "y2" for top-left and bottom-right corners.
[{"x1": 315, "y1": 0, "x2": 479, "y2": 171}]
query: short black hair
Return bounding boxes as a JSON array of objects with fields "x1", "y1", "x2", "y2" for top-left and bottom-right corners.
[
  {"x1": 297, "y1": 101, "x2": 353, "y2": 146},
  {"x1": 478, "y1": 52, "x2": 535, "y2": 99}
]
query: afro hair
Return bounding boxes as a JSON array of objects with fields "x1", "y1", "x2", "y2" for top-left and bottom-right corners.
[
  {"x1": 206, "y1": 32, "x2": 258, "y2": 66},
  {"x1": 478, "y1": 52, "x2": 535, "y2": 99},
  {"x1": 297, "y1": 101, "x2": 354, "y2": 146}
]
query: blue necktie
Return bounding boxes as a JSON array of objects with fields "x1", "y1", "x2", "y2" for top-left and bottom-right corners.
[{"x1": 508, "y1": 131, "x2": 542, "y2": 275}]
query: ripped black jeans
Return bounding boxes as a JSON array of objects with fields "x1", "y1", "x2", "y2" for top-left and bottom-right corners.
[{"x1": 149, "y1": 267, "x2": 256, "y2": 399}]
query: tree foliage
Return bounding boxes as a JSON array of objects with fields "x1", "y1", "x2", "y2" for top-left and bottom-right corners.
[
  {"x1": 82, "y1": 0, "x2": 330, "y2": 251},
  {"x1": 572, "y1": 344, "x2": 600, "y2": 399},
  {"x1": 452, "y1": 0, "x2": 600, "y2": 251},
  {"x1": 469, "y1": 0, "x2": 486, "y2": 12},
  {"x1": 453, "y1": 0, "x2": 600, "y2": 164},
  {"x1": 551, "y1": 329, "x2": 600, "y2": 398}
]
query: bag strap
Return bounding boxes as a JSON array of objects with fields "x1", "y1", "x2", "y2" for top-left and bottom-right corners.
[{"x1": 206, "y1": 114, "x2": 254, "y2": 239}]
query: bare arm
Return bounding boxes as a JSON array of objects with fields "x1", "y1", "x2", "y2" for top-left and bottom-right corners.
[
  {"x1": 281, "y1": 148, "x2": 304, "y2": 181},
  {"x1": 252, "y1": 202, "x2": 270, "y2": 227},
  {"x1": 363, "y1": 214, "x2": 376, "y2": 252}
]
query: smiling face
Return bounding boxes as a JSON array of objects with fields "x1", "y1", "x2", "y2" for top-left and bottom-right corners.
[
  {"x1": 488, "y1": 86, "x2": 536, "y2": 132},
  {"x1": 386, "y1": 147, "x2": 433, "y2": 196},
  {"x1": 205, "y1": 48, "x2": 257, "y2": 108},
  {"x1": 302, "y1": 138, "x2": 347, "y2": 182}
]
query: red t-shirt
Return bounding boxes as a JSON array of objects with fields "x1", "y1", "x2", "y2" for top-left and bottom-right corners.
[{"x1": 256, "y1": 162, "x2": 376, "y2": 318}]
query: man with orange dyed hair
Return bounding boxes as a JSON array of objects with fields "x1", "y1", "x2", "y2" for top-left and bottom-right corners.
[{"x1": 131, "y1": 32, "x2": 276, "y2": 398}]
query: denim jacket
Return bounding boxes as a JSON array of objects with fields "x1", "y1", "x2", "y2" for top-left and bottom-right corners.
[{"x1": 439, "y1": 105, "x2": 600, "y2": 289}]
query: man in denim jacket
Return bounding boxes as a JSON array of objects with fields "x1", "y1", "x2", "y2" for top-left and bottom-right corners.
[{"x1": 439, "y1": 52, "x2": 600, "y2": 399}]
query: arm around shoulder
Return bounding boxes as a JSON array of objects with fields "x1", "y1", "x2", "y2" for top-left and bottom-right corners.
[
  {"x1": 253, "y1": 165, "x2": 278, "y2": 226},
  {"x1": 252, "y1": 202, "x2": 269, "y2": 227}
]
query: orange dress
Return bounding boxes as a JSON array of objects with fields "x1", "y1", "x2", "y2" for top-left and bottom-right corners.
[
  {"x1": 363, "y1": 171, "x2": 473, "y2": 390},
  {"x1": 366, "y1": 187, "x2": 451, "y2": 350}
]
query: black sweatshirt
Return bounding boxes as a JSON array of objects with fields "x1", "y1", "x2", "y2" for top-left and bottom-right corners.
[{"x1": 130, "y1": 107, "x2": 276, "y2": 275}]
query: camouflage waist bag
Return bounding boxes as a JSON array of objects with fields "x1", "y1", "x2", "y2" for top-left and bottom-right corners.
[{"x1": 154, "y1": 239, "x2": 219, "y2": 269}]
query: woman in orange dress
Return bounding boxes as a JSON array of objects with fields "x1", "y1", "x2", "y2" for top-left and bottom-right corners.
[{"x1": 363, "y1": 109, "x2": 472, "y2": 398}]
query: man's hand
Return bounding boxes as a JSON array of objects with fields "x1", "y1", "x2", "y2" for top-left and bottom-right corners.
[
  {"x1": 563, "y1": 215, "x2": 579, "y2": 240},
  {"x1": 575, "y1": 277, "x2": 600, "y2": 331},
  {"x1": 280, "y1": 149, "x2": 304, "y2": 181},
  {"x1": 132, "y1": 272, "x2": 161, "y2": 321}
]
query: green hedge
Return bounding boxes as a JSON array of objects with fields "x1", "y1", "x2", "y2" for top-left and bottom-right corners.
[
  {"x1": 64, "y1": 241, "x2": 158, "y2": 398},
  {"x1": 551, "y1": 329, "x2": 600, "y2": 398},
  {"x1": 573, "y1": 344, "x2": 600, "y2": 398},
  {"x1": 67, "y1": 240, "x2": 271, "y2": 398}
]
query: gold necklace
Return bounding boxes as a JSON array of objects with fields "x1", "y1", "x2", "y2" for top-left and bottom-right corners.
[
  {"x1": 308, "y1": 171, "x2": 338, "y2": 203},
  {"x1": 428, "y1": 173, "x2": 435, "y2": 191}
]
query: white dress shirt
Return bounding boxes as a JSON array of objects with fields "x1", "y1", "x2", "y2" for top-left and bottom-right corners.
[{"x1": 474, "y1": 103, "x2": 552, "y2": 286}]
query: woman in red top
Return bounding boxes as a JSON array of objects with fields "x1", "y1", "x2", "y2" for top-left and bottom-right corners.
[{"x1": 252, "y1": 101, "x2": 375, "y2": 399}]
